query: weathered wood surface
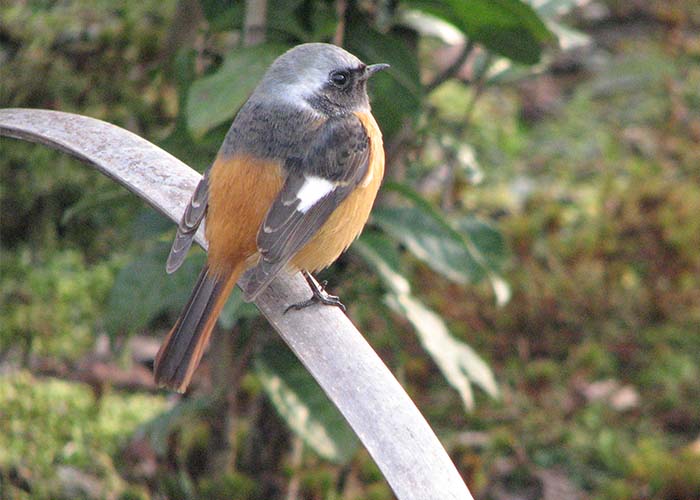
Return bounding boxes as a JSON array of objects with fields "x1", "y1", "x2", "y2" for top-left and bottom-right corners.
[{"x1": 0, "y1": 108, "x2": 473, "y2": 500}]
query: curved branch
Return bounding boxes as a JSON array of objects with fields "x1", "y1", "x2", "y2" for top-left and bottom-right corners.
[{"x1": 0, "y1": 108, "x2": 473, "y2": 500}]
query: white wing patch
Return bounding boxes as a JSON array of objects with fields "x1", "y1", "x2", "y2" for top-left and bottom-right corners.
[{"x1": 296, "y1": 175, "x2": 335, "y2": 213}]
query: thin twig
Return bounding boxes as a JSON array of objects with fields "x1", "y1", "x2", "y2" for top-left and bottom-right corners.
[
  {"x1": 426, "y1": 40, "x2": 475, "y2": 93},
  {"x1": 284, "y1": 436, "x2": 304, "y2": 500},
  {"x1": 244, "y1": 0, "x2": 267, "y2": 46},
  {"x1": 463, "y1": 53, "x2": 493, "y2": 127},
  {"x1": 334, "y1": 0, "x2": 347, "y2": 47}
]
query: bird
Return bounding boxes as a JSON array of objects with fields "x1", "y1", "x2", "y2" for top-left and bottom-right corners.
[{"x1": 153, "y1": 43, "x2": 388, "y2": 392}]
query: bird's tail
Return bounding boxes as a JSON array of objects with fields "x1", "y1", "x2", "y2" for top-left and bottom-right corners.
[{"x1": 154, "y1": 263, "x2": 243, "y2": 392}]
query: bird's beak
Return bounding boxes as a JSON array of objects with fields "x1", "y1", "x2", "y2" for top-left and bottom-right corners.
[{"x1": 363, "y1": 63, "x2": 390, "y2": 79}]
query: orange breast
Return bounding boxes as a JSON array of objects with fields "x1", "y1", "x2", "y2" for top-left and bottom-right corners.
[
  {"x1": 292, "y1": 111, "x2": 385, "y2": 272},
  {"x1": 206, "y1": 154, "x2": 284, "y2": 276},
  {"x1": 205, "y1": 111, "x2": 384, "y2": 279}
]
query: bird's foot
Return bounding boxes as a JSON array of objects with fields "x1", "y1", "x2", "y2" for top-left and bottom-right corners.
[{"x1": 284, "y1": 271, "x2": 346, "y2": 313}]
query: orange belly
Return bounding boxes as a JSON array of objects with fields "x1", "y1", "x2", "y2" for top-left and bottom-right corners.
[
  {"x1": 206, "y1": 154, "x2": 284, "y2": 276},
  {"x1": 292, "y1": 111, "x2": 384, "y2": 271},
  {"x1": 206, "y1": 111, "x2": 384, "y2": 277}
]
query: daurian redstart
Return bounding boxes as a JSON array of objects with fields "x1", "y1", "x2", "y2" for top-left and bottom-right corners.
[{"x1": 154, "y1": 43, "x2": 388, "y2": 391}]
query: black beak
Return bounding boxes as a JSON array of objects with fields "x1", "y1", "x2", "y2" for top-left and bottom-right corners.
[{"x1": 363, "y1": 63, "x2": 390, "y2": 79}]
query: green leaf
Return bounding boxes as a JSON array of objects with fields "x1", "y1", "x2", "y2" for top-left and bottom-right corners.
[
  {"x1": 186, "y1": 44, "x2": 289, "y2": 137},
  {"x1": 60, "y1": 188, "x2": 128, "y2": 225},
  {"x1": 456, "y1": 216, "x2": 510, "y2": 272},
  {"x1": 106, "y1": 240, "x2": 257, "y2": 337},
  {"x1": 372, "y1": 184, "x2": 487, "y2": 285},
  {"x1": 160, "y1": 49, "x2": 225, "y2": 170},
  {"x1": 255, "y1": 343, "x2": 359, "y2": 464},
  {"x1": 387, "y1": 294, "x2": 499, "y2": 409},
  {"x1": 355, "y1": 231, "x2": 410, "y2": 296},
  {"x1": 454, "y1": 214, "x2": 512, "y2": 305},
  {"x1": 373, "y1": 205, "x2": 485, "y2": 284},
  {"x1": 355, "y1": 234, "x2": 499, "y2": 411},
  {"x1": 140, "y1": 393, "x2": 221, "y2": 456},
  {"x1": 373, "y1": 184, "x2": 511, "y2": 304},
  {"x1": 407, "y1": 0, "x2": 553, "y2": 64},
  {"x1": 266, "y1": 0, "x2": 337, "y2": 42},
  {"x1": 106, "y1": 242, "x2": 205, "y2": 337}
]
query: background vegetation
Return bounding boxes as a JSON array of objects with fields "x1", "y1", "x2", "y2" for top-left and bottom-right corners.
[{"x1": 1, "y1": 0, "x2": 700, "y2": 499}]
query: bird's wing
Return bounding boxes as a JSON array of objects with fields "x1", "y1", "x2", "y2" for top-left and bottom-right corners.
[
  {"x1": 166, "y1": 169, "x2": 209, "y2": 273},
  {"x1": 243, "y1": 114, "x2": 370, "y2": 300}
]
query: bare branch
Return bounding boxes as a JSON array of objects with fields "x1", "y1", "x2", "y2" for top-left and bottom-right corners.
[
  {"x1": 333, "y1": 0, "x2": 347, "y2": 47},
  {"x1": 0, "y1": 108, "x2": 474, "y2": 500},
  {"x1": 426, "y1": 40, "x2": 475, "y2": 93},
  {"x1": 244, "y1": 0, "x2": 267, "y2": 46}
]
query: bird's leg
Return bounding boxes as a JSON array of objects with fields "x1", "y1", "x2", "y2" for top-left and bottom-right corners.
[{"x1": 285, "y1": 271, "x2": 346, "y2": 313}]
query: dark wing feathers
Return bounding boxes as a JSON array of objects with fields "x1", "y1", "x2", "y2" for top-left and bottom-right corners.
[
  {"x1": 243, "y1": 115, "x2": 370, "y2": 301},
  {"x1": 166, "y1": 170, "x2": 210, "y2": 274},
  {"x1": 243, "y1": 192, "x2": 342, "y2": 301}
]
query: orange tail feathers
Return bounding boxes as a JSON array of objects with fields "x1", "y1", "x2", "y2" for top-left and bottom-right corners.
[{"x1": 154, "y1": 263, "x2": 243, "y2": 392}]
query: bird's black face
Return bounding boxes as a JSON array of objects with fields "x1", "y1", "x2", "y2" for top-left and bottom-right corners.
[{"x1": 307, "y1": 64, "x2": 386, "y2": 116}]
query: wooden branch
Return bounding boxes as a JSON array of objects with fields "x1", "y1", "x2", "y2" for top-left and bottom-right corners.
[
  {"x1": 0, "y1": 108, "x2": 474, "y2": 500},
  {"x1": 244, "y1": 0, "x2": 267, "y2": 46}
]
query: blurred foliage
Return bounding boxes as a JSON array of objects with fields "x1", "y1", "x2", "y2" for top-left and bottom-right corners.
[
  {"x1": 0, "y1": 371, "x2": 166, "y2": 499},
  {"x1": 0, "y1": 247, "x2": 113, "y2": 360},
  {"x1": 254, "y1": 343, "x2": 360, "y2": 464},
  {"x1": 2, "y1": 0, "x2": 700, "y2": 499}
]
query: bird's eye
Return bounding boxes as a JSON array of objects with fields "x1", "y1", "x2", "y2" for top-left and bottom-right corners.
[{"x1": 329, "y1": 70, "x2": 350, "y2": 88}]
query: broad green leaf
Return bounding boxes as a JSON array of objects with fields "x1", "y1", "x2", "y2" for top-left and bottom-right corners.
[
  {"x1": 255, "y1": 343, "x2": 359, "y2": 464},
  {"x1": 407, "y1": 0, "x2": 553, "y2": 64},
  {"x1": 60, "y1": 188, "x2": 128, "y2": 225},
  {"x1": 355, "y1": 231, "x2": 410, "y2": 296},
  {"x1": 106, "y1": 240, "x2": 257, "y2": 337},
  {"x1": 386, "y1": 294, "x2": 499, "y2": 410},
  {"x1": 456, "y1": 216, "x2": 510, "y2": 272},
  {"x1": 373, "y1": 205, "x2": 485, "y2": 284},
  {"x1": 106, "y1": 242, "x2": 205, "y2": 337},
  {"x1": 186, "y1": 44, "x2": 288, "y2": 137},
  {"x1": 355, "y1": 235, "x2": 499, "y2": 411},
  {"x1": 266, "y1": 0, "x2": 336, "y2": 41},
  {"x1": 478, "y1": 0, "x2": 590, "y2": 83},
  {"x1": 373, "y1": 184, "x2": 511, "y2": 304},
  {"x1": 372, "y1": 183, "x2": 487, "y2": 284}
]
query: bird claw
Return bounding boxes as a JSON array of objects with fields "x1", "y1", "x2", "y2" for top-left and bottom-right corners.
[{"x1": 284, "y1": 272, "x2": 346, "y2": 313}]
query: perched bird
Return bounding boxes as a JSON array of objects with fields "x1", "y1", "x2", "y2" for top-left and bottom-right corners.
[{"x1": 154, "y1": 43, "x2": 388, "y2": 392}]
